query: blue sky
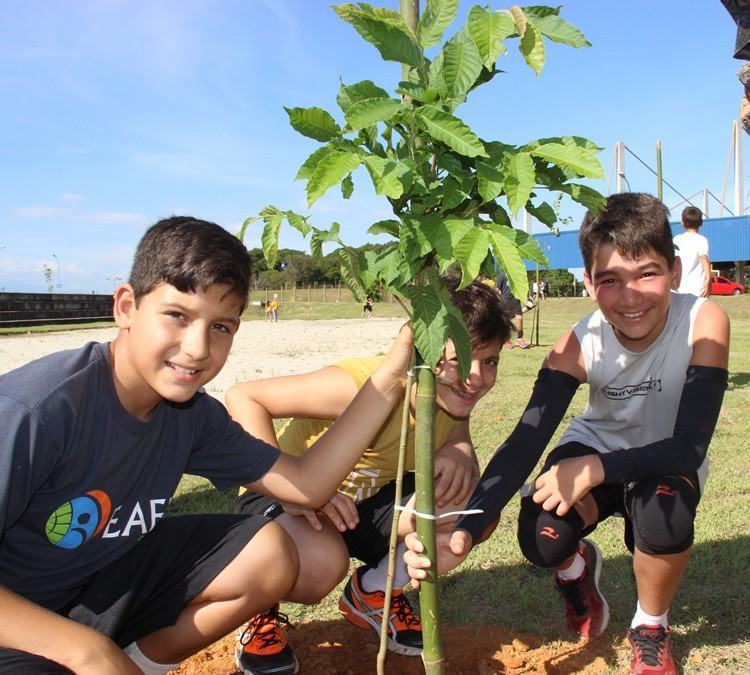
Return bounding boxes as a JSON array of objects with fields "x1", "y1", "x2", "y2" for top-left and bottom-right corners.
[{"x1": 0, "y1": 1, "x2": 743, "y2": 293}]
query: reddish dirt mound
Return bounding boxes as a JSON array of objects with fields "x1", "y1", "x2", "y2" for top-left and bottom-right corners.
[{"x1": 175, "y1": 619, "x2": 618, "y2": 674}]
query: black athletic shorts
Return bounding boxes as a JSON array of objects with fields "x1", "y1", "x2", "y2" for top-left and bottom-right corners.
[
  {"x1": 0, "y1": 513, "x2": 271, "y2": 674},
  {"x1": 235, "y1": 473, "x2": 416, "y2": 568}
]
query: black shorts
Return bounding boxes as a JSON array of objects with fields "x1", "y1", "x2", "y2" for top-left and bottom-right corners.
[
  {"x1": 541, "y1": 442, "x2": 700, "y2": 552},
  {"x1": 0, "y1": 513, "x2": 270, "y2": 674},
  {"x1": 504, "y1": 296, "x2": 522, "y2": 316},
  {"x1": 235, "y1": 473, "x2": 416, "y2": 568}
]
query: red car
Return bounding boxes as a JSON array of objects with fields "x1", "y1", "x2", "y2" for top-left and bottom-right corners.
[{"x1": 710, "y1": 274, "x2": 746, "y2": 296}]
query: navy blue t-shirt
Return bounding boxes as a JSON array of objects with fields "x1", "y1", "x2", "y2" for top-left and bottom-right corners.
[{"x1": 0, "y1": 341, "x2": 279, "y2": 610}]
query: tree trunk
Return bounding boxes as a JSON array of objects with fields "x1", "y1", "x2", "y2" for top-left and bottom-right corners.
[{"x1": 415, "y1": 364, "x2": 444, "y2": 674}]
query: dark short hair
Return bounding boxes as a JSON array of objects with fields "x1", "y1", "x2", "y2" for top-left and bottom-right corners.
[
  {"x1": 129, "y1": 216, "x2": 251, "y2": 311},
  {"x1": 681, "y1": 206, "x2": 703, "y2": 230},
  {"x1": 579, "y1": 193, "x2": 674, "y2": 273},
  {"x1": 443, "y1": 274, "x2": 511, "y2": 346}
]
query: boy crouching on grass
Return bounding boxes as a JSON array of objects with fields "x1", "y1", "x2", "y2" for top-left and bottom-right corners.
[
  {"x1": 0, "y1": 216, "x2": 412, "y2": 674},
  {"x1": 406, "y1": 193, "x2": 729, "y2": 675},
  {"x1": 225, "y1": 276, "x2": 511, "y2": 675}
]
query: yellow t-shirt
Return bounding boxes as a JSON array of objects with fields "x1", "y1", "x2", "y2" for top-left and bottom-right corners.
[{"x1": 276, "y1": 356, "x2": 464, "y2": 502}]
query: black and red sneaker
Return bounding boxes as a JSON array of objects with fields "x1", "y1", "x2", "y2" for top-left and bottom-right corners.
[
  {"x1": 235, "y1": 605, "x2": 298, "y2": 675},
  {"x1": 339, "y1": 566, "x2": 422, "y2": 656},
  {"x1": 627, "y1": 624, "x2": 679, "y2": 674},
  {"x1": 554, "y1": 539, "x2": 610, "y2": 637}
]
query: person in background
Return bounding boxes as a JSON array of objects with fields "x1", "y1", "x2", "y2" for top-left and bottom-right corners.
[
  {"x1": 673, "y1": 206, "x2": 711, "y2": 297},
  {"x1": 496, "y1": 269, "x2": 531, "y2": 349}
]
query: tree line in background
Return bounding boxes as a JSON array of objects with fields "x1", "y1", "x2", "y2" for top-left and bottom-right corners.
[{"x1": 251, "y1": 243, "x2": 578, "y2": 297}]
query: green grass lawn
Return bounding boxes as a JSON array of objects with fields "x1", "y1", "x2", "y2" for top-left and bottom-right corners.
[{"x1": 172, "y1": 295, "x2": 750, "y2": 674}]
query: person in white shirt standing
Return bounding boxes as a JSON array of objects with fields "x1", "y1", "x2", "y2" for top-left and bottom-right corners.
[{"x1": 674, "y1": 206, "x2": 711, "y2": 296}]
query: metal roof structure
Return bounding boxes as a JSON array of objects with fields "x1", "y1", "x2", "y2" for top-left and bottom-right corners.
[{"x1": 526, "y1": 215, "x2": 750, "y2": 270}]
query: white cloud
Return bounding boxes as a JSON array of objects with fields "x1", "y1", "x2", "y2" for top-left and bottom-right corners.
[{"x1": 13, "y1": 205, "x2": 146, "y2": 227}]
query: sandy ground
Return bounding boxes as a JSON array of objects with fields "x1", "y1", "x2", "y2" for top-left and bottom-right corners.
[{"x1": 0, "y1": 318, "x2": 405, "y2": 395}]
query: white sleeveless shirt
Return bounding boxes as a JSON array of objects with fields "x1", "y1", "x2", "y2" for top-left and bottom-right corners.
[{"x1": 559, "y1": 292, "x2": 708, "y2": 489}]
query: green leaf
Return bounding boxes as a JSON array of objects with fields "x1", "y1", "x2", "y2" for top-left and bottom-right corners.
[
  {"x1": 261, "y1": 211, "x2": 283, "y2": 268},
  {"x1": 531, "y1": 142, "x2": 604, "y2": 178},
  {"x1": 454, "y1": 227, "x2": 491, "y2": 288},
  {"x1": 436, "y1": 151, "x2": 465, "y2": 175},
  {"x1": 295, "y1": 145, "x2": 335, "y2": 180},
  {"x1": 421, "y1": 216, "x2": 456, "y2": 269},
  {"x1": 372, "y1": 245, "x2": 402, "y2": 285},
  {"x1": 525, "y1": 201, "x2": 557, "y2": 227},
  {"x1": 519, "y1": 24, "x2": 545, "y2": 75},
  {"x1": 334, "y1": 3, "x2": 422, "y2": 67},
  {"x1": 400, "y1": 213, "x2": 440, "y2": 260},
  {"x1": 416, "y1": 105, "x2": 488, "y2": 158},
  {"x1": 417, "y1": 0, "x2": 459, "y2": 49},
  {"x1": 345, "y1": 97, "x2": 402, "y2": 131},
  {"x1": 307, "y1": 150, "x2": 361, "y2": 206},
  {"x1": 409, "y1": 283, "x2": 449, "y2": 370},
  {"x1": 442, "y1": 175, "x2": 471, "y2": 210},
  {"x1": 358, "y1": 249, "x2": 379, "y2": 288},
  {"x1": 395, "y1": 81, "x2": 439, "y2": 103},
  {"x1": 338, "y1": 247, "x2": 366, "y2": 301},
  {"x1": 284, "y1": 106, "x2": 341, "y2": 142},
  {"x1": 467, "y1": 7, "x2": 515, "y2": 69},
  {"x1": 528, "y1": 13, "x2": 590, "y2": 48},
  {"x1": 362, "y1": 155, "x2": 412, "y2": 199},
  {"x1": 488, "y1": 229, "x2": 529, "y2": 300},
  {"x1": 441, "y1": 33, "x2": 483, "y2": 99},
  {"x1": 237, "y1": 214, "x2": 261, "y2": 243},
  {"x1": 476, "y1": 159, "x2": 505, "y2": 203},
  {"x1": 563, "y1": 183, "x2": 607, "y2": 212},
  {"x1": 286, "y1": 211, "x2": 312, "y2": 236},
  {"x1": 341, "y1": 174, "x2": 354, "y2": 199},
  {"x1": 337, "y1": 79, "x2": 390, "y2": 113},
  {"x1": 409, "y1": 269, "x2": 472, "y2": 378},
  {"x1": 503, "y1": 151, "x2": 535, "y2": 216},
  {"x1": 367, "y1": 219, "x2": 401, "y2": 237},
  {"x1": 491, "y1": 223, "x2": 548, "y2": 265}
]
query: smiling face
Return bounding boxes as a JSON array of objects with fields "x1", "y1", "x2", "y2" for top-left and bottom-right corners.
[
  {"x1": 433, "y1": 338, "x2": 502, "y2": 418},
  {"x1": 112, "y1": 282, "x2": 242, "y2": 420},
  {"x1": 584, "y1": 243, "x2": 680, "y2": 353}
]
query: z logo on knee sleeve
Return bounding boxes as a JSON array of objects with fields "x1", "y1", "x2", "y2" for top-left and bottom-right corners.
[
  {"x1": 540, "y1": 526, "x2": 560, "y2": 540},
  {"x1": 655, "y1": 484, "x2": 676, "y2": 497}
]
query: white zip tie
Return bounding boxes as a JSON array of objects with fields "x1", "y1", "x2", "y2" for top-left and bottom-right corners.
[
  {"x1": 407, "y1": 364, "x2": 432, "y2": 376},
  {"x1": 394, "y1": 504, "x2": 484, "y2": 520}
]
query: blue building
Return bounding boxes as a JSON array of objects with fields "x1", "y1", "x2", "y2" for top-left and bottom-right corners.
[{"x1": 527, "y1": 215, "x2": 750, "y2": 272}]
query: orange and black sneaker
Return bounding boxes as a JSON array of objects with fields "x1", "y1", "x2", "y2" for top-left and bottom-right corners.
[
  {"x1": 555, "y1": 539, "x2": 610, "y2": 638},
  {"x1": 627, "y1": 624, "x2": 678, "y2": 674},
  {"x1": 339, "y1": 566, "x2": 422, "y2": 656},
  {"x1": 235, "y1": 605, "x2": 298, "y2": 675}
]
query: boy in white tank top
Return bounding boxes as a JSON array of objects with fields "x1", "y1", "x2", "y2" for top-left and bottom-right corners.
[{"x1": 405, "y1": 193, "x2": 730, "y2": 675}]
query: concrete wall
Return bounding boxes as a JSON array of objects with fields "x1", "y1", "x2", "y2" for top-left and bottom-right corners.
[{"x1": 0, "y1": 292, "x2": 114, "y2": 328}]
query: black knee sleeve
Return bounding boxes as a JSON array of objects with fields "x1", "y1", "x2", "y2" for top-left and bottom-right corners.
[
  {"x1": 627, "y1": 476, "x2": 698, "y2": 555},
  {"x1": 517, "y1": 496, "x2": 584, "y2": 568}
]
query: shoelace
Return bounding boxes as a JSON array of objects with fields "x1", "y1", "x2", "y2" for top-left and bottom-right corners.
[
  {"x1": 558, "y1": 572, "x2": 588, "y2": 616},
  {"x1": 390, "y1": 593, "x2": 421, "y2": 629},
  {"x1": 631, "y1": 627, "x2": 667, "y2": 667},
  {"x1": 240, "y1": 609, "x2": 292, "y2": 650}
]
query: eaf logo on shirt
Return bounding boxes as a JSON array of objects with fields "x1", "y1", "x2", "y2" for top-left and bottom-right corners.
[{"x1": 45, "y1": 490, "x2": 112, "y2": 549}]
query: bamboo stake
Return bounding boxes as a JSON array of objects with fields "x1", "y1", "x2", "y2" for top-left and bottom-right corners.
[{"x1": 377, "y1": 352, "x2": 416, "y2": 675}]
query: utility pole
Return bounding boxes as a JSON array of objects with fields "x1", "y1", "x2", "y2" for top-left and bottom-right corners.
[{"x1": 52, "y1": 254, "x2": 62, "y2": 292}]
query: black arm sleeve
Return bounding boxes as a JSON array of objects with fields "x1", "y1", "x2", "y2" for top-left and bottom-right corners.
[
  {"x1": 599, "y1": 365, "x2": 728, "y2": 484},
  {"x1": 456, "y1": 368, "x2": 581, "y2": 544}
]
